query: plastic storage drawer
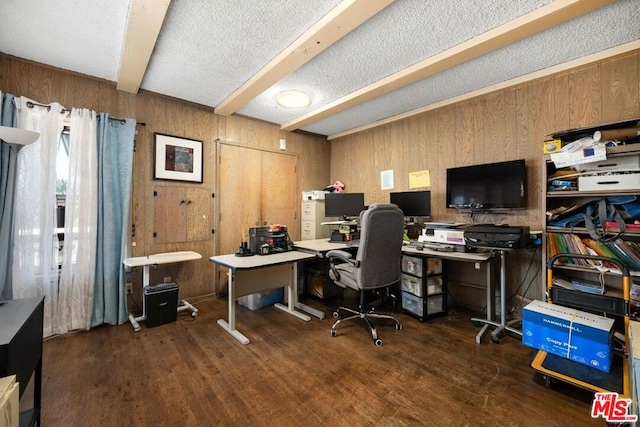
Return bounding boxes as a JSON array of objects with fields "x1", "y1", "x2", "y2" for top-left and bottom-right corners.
[
  {"x1": 401, "y1": 275, "x2": 443, "y2": 297},
  {"x1": 402, "y1": 291, "x2": 446, "y2": 321},
  {"x1": 401, "y1": 256, "x2": 442, "y2": 277},
  {"x1": 401, "y1": 273, "x2": 422, "y2": 296},
  {"x1": 426, "y1": 276, "x2": 443, "y2": 295}
]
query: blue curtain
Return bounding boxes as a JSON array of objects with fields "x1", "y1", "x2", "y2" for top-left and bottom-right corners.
[
  {"x1": 91, "y1": 114, "x2": 136, "y2": 326},
  {"x1": 0, "y1": 94, "x2": 17, "y2": 300}
]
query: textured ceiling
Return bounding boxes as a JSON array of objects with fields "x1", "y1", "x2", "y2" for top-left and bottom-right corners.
[{"x1": 0, "y1": 0, "x2": 638, "y2": 139}]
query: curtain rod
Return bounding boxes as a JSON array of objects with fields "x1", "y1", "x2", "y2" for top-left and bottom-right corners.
[{"x1": 25, "y1": 101, "x2": 145, "y2": 126}]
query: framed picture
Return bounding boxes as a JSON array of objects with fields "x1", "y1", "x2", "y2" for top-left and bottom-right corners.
[{"x1": 153, "y1": 133, "x2": 203, "y2": 183}]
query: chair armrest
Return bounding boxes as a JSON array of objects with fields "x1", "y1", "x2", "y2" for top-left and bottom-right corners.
[
  {"x1": 326, "y1": 250, "x2": 359, "y2": 284},
  {"x1": 326, "y1": 250, "x2": 357, "y2": 266}
]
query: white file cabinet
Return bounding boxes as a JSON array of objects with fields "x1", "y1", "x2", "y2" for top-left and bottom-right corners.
[{"x1": 301, "y1": 200, "x2": 331, "y2": 240}]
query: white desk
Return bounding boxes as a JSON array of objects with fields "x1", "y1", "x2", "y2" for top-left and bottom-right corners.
[
  {"x1": 295, "y1": 238, "x2": 501, "y2": 343},
  {"x1": 209, "y1": 251, "x2": 316, "y2": 345},
  {"x1": 404, "y1": 245, "x2": 523, "y2": 343},
  {"x1": 293, "y1": 239, "x2": 354, "y2": 257},
  {"x1": 123, "y1": 251, "x2": 202, "y2": 331}
]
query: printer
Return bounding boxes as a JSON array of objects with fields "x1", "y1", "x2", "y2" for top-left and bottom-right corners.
[{"x1": 464, "y1": 224, "x2": 530, "y2": 249}]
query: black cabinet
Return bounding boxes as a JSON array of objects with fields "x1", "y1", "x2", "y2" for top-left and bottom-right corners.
[{"x1": 0, "y1": 297, "x2": 44, "y2": 427}]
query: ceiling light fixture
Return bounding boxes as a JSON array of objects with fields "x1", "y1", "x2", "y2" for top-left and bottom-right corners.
[{"x1": 276, "y1": 90, "x2": 311, "y2": 109}]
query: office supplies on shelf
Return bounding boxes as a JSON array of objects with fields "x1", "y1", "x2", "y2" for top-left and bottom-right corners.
[{"x1": 531, "y1": 253, "x2": 630, "y2": 397}]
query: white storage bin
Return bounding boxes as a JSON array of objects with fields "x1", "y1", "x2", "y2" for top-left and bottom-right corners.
[
  {"x1": 238, "y1": 287, "x2": 283, "y2": 310},
  {"x1": 579, "y1": 172, "x2": 640, "y2": 192},
  {"x1": 576, "y1": 155, "x2": 640, "y2": 172}
]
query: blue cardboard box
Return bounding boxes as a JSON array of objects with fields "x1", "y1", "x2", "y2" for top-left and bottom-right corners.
[{"x1": 522, "y1": 300, "x2": 614, "y2": 373}]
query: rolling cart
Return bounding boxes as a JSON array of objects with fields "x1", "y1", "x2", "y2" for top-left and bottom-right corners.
[{"x1": 531, "y1": 254, "x2": 630, "y2": 398}]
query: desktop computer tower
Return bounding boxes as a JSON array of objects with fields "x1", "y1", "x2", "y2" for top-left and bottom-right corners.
[{"x1": 144, "y1": 282, "x2": 179, "y2": 328}]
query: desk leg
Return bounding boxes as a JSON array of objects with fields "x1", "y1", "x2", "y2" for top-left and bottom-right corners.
[
  {"x1": 472, "y1": 250, "x2": 522, "y2": 343},
  {"x1": 490, "y1": 251, "x2": 522, "y2": 342},
  {"x1": 217, "y1": 268, "x2": 250, "y2": 345},
  {"x1": 471, "y1": 256, "x2": 495, "y2": 344},
  {"x1": 128, "y1": 265, "x2": 149, "y2": 332},
  {"x1": 274, "y1": 262, "x2": 311, "y2": 321}
]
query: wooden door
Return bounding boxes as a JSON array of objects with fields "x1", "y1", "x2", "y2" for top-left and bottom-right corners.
[
  {"x1": 218, "y1": 143, "x2": 298, "y2": 260},
  {"x1": 218, "y1": 144, "x2": 262, "y2": 257},
  {"x1": 153, "y1": 186, "x2": 187, "y2": 243},
  {"x1": 261, "y1": 150, "x2": 298, "y2": 239},
  {"x1": 186, "y1": 188, "x2": 213, "y2": 242},
  {"x1": 153, "y1": 186, "x2": 213, "y2": 243}
]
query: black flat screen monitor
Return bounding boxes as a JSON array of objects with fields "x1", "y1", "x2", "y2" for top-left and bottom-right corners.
[
  {"x1": 390, "y1": 191, "x2": 431, "y2": 218},
  {"x1": 325, "y1": 193, "x2": 365, "y2": 220},
  {"x1": 446, "y1": 159, "x2": 527, "y2": 210}
]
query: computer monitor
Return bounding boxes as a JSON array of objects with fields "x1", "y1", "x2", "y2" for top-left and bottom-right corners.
[
  {"x1": 390, "y1": 190, "x2": 431, "y2": 219},
  {"x1": 324, "y1": 193, "x2": 365, "y2": 220}
]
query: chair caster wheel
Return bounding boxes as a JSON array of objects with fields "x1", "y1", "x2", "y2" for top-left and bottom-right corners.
[
  {"x1": 191, "y1": 312, "x2": 198, "y2": 318},
  {"x1": 331, "y1": 329, "x2": 336, "y2": 337},
  {"x1": 374, "y1": 338, "x2": 382, "y2": 346},
  {"x1": 491, "y1": 334, "x2": 501, "y2": 344},
  {"x1": 333, "y1": 311, "x2": 339, "y2": 318},
  {"x1": 395, "y1": 323, "x2": 402, "y2": 331}
]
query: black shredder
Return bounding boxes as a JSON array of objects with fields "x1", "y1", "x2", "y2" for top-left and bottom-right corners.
[{"x1": 144, "y1": 282, "x2": 179, "y2": 328}]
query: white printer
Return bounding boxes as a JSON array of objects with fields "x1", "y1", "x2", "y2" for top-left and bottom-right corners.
[{"x1": 418, "y1": 223, "x2": 468, "y2": 247}]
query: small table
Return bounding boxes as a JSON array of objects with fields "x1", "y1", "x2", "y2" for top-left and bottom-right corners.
[
  {"x1": 209, "y1": 251, "x2": 316, "y2": 345},
  {"x1": 123, "y1": 251, "x2": 202, "y2": 331}
]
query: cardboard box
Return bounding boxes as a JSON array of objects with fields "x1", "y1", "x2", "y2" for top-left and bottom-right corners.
[
  {"x1": 306, "y1": 273, "x2": 340, "y2": 299},
  {"x1": 522, "y1": 300, "x2": 615, "y2": 373}
]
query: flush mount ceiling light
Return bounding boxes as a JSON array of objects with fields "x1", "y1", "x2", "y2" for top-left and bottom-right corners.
[
  {"x1": 276, "y1": 90, "x2": 311, "y2": 109},
  {"x1": 0, "y1": 126, "x2": 40, "y2": 145}
]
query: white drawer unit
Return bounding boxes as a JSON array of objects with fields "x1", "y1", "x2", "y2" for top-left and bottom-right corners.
[
  {"x1": 300, "y1": 200, "x2": 331, "y2": 240},
  {"x1": 578, "y1": 172, "x2": 640, "y2": 192}
]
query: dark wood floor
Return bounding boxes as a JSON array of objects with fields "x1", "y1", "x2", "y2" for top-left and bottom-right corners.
[{"x1": 35, "y1": 293, "x2": 606, "y2": 426}]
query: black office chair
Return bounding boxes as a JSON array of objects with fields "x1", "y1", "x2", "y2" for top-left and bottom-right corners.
[{"x1": 326, "y1": 203, "x2": 404, "y2": 345}]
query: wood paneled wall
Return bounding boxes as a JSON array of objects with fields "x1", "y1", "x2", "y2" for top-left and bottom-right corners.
[
  {"x1": 0, "y1": 54, "x2": 331, "y2": 301},
  {"x1": 330, "y1": 50, "x2": 640, "y2": 309}
]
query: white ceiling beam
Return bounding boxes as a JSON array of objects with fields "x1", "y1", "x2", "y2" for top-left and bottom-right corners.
[
  {"x1": 282, "y1": 0, "x2": 616, "y2": 132},
  {"x1": 117, "y1": 0, "x2": 171, "y2": 93},
  {"x1": 214, "y1": 0, "x2": 394, "y2": 116},
  {"x1": 328, "y1": 40, "x2": 640, "y2": 140}
]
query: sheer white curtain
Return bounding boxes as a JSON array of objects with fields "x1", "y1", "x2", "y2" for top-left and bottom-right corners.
[
  {"x1": 13, "y1": 97, "x2": 64, "y2": 337},
  {"x1": 57, "y1": 108, "x2": 98, "y2": 332}
]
